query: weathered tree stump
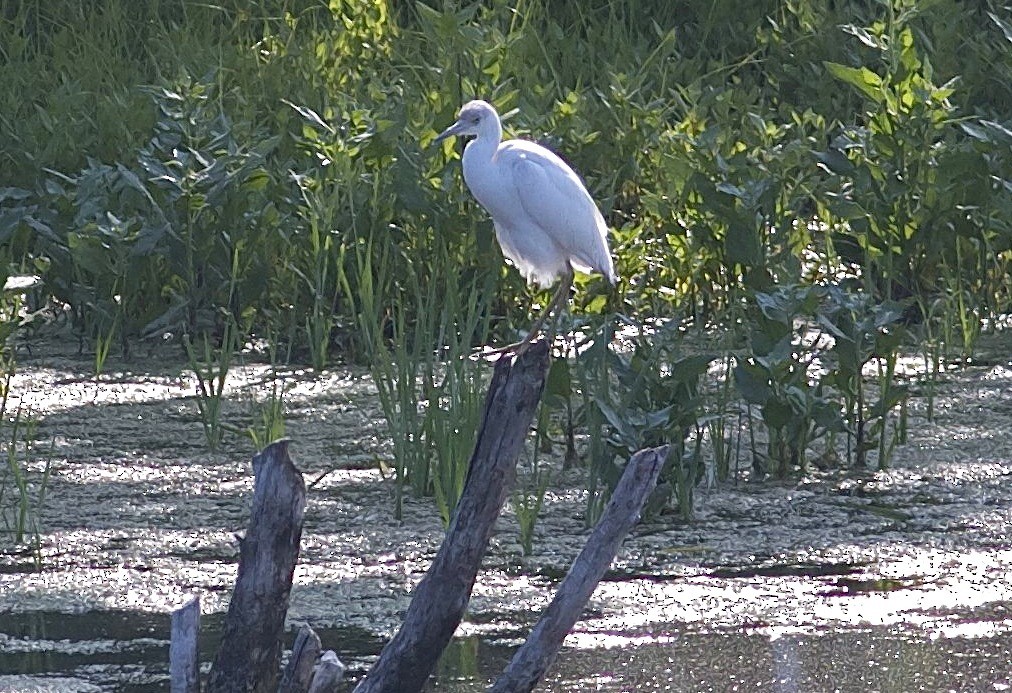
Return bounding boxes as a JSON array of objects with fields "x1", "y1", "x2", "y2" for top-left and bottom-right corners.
[
  {"x1": 307, "y1": 651, "x2": 346, "y2": 693},
  {"x1": 278, "y1": 624, "x2": 321, "y2": 693},
  {"x1": 353, "y1": 341, "x2": 551, "y2": 693},
  {"x1": 206, "y1": 439, "x2": 307, "y2": 693},
  {"x1": 491, "y1": 445, "x2": 668, "y2": 693},
  {"x1": 277, "y1": 624, "x2": 345, "y2": 693}
]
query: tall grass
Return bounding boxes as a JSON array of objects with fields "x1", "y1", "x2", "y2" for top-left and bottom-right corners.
[
  {"x1": 0, "y1": 277, "x2": 49, "y2": 562},
  {"x1": 0, "y1": 399, "x2": 51, "y2": 557},
  {"x1": 351, "y1": 231, "x2": 494, "y2": 523}
]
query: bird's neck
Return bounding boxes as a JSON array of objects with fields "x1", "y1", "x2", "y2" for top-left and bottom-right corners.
[
  {"x1": 463, "y1": 123, "x2": 501, "y2": 166},
  {"x1": 461, "y1": 123, "x2": 503, "y2": 211}
]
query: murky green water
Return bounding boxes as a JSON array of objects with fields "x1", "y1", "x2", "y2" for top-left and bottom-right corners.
[
  {"x1": 0, "y1": 610, "x2": 376, "y2": 691},
  {"x1": 3, "y1": 343, "x2": 1012, "y2": 690},
  {"x1": 3, "y1": 609, "x2": 1011, "y2": 691}
]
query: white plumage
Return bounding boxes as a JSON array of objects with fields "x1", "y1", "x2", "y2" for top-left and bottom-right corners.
[{"x1": 434, "y1": 99, "x2": 617, "y2": 352}]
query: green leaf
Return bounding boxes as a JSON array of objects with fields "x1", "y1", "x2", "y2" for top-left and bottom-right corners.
[
  {"x1": 752, "y1": 335, "x2": 795, "y2": 372},
  {"x1": 642, "y1": 405, "x2": 674, "y2": 431},
  {"x1": 0, "y1": 187, "x2": 32, "y2": 203},
  {"x1": 132, "y1": 220, "x2": 170, "y2": 256},
  {"x1": 284, "y1": 100, "x2": 334, "y2": 134},
  {"x1": 668, "y1": 354, "x2": 717, "y2": 386},
  {"x1": 988, "y1": 11, "x2": 1012, "y2": 44},
  {"x1": 959, "y1": 122, "x2": 991, "y2": 142},
  {"x1": 813, "y1": 400, "x2": 846, "y2": 433},
  {"x1": 762, "y1": 398, "x2": 793, "y2": 430},
  {"x1": 544, "y1": 358, "x2": 571, "y2": 402},
  {"x1": 24, "y1": 216, "x2": 59, "y2": 243},
  {"x1": 815, "y1": 148, "x2": 855, "y2": 175},
  {"x1": 724, "y1": 221, "x2": 762, "y2": 267},
  {"x1": 584, "y1": 293, "x2": 608, "y2": 314},
  {"x1": 981, "y1": 120, "x2": 1012, "y2": 144},
  {"x1": 734, "y1": 362, "x2": 771, "y2": 405},
  {"x1": 115, "y1": 164, "x2": 150, "y2": 198},
  {"x1": 870, "y1": 384, "x2": 909, "y2": 415},
  {"x1": 873, "y1": 300, "x2": 907, "y2": 329},
  {"x1": 243, "y1": 168, "x2": 271, "y2": 193},
  {"x1": 594, "y1": 397, "x2": 636, "y2": 449},
  {"x1": 824, "y1": 62, "x2": 884, "y2": 101},
  {"x1": 840, "y1": 24, "x2": 884, "y2": 50},
  {"x1": 716, "y1": 181, "x2": 744, "y2": 199},
  {"x1": 755, "y1": 291, "x2": 790, "y2": 324}
]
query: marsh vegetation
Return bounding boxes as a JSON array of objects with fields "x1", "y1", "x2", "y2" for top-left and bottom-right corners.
[{"x1": 1, "y1": 0, "x2": 1011, "y2": 688}]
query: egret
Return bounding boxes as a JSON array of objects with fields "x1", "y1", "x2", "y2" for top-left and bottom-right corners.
[{"x1": 434, "y1": 99, "x2": 617, "y2": 354}]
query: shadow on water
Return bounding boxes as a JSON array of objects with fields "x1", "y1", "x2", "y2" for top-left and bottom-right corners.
[
  {"x1": 0, "y1": 610, "x2": 380, "y2": 692},
  {"x1": 2, "y1": 610, "x2": 1011, "y2": 692}
]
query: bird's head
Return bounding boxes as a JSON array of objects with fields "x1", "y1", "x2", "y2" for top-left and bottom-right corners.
[{"x1": 433, "y1": 100, "x2": 499, "y2": 144}]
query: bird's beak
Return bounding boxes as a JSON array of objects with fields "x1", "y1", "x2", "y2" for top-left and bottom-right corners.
[{"x1": 433, "y1": 119, "x2": 465, "y2": 145}]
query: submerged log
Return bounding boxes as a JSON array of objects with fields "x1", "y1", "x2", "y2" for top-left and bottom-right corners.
[
  {"x1": 169, "y1": 596, "x2": 201, "y2": 693},
  {"x1": 206, "y1": 439, "x2": 307, "y2": 693},
  {"x1": 490, "y1": 445, "x2": 668, "y2": 693},
  {"x1": 354, "y1": 341, "x2": 551, "y2": 693}
]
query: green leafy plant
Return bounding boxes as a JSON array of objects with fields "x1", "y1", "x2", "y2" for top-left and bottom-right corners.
[
  {"x1": 706, "y1": 352, "x2": 740, "y2": 483},
  {"x1": 42, "y1": 162, "x2": 164, "y2": 370},
  {"x1": 132, "y1": 77, "x2": 282, "y2": 340},
  {"x1": 246, "y1": 377, "x2": 287, "y2": 453},
  {"x1": 573, "y1": 321, "x2": 615, "y2": 526},
  {"x1": 0, "y1": 401, "x2": 51, "y2": 559},
  {"x1": 734, "y1": 285, "x2": 846, "y2": 477},
  {"x1": 818, "y1": 287, "x2": 909, "y2": 469},
  {"x1": 735, "y1": 283, "x2": 910, "y2": 475},
  {"x1": 288, "y1": 178, "x2": 342, "y2": 371},
  {"x1": 426, "y1": 356, "x2": 488, "y2": 528},
  {"x1": 584, "y1": 320, "x2": 715, "y2": 521},
  {"x1": 19, "y1": 74, "x2": 288, "y2": 371},
  {"x1": 819, "y1": 4, "x2": 1001, "y2": 348}
]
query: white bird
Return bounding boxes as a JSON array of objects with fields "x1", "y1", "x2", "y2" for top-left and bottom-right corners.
[{"x1": 434, "y1": 99, "x2": 617, "y2": 354}]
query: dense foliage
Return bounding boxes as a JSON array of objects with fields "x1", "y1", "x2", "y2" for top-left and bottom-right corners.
[{"x1": 2, "y1": 0, "x2": 1011, "y2": 516}]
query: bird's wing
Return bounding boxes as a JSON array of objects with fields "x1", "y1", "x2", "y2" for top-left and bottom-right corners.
[{"x1": 498, "y1": 140, "x2": 615, "y2": 281}]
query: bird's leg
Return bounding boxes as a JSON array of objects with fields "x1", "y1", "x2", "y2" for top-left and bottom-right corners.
[
  {"x1": 512, "y1": 269, "x2": 573, "y2": 357},
  {"x1": 478, "y1": 269, "x2": 573, "y2": 358}
]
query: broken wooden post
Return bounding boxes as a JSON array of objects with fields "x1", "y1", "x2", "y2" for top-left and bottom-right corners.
[
  {"x1": 278, "y1": 624, "x2": 321, "y2": 693},
  {"x1": 307, "y1": 651, "x2": 346, "y2": 693},
  {"x1": 206, "y1": 439, "x2": 307, "y2": 693},
  {"x1": 354, "y1": 341, "x2": 551, "y2": 693},
  {"x1": 490, "y1": 445, "x2": 669, "y2": 693},
  {"x1": 170, "y1": 595, "x2": 201, "y2": 693}
]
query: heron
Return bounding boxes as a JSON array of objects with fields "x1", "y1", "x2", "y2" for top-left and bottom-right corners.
[{"x1": 434, "y1": 99, "x2": 617, "y2": 355}]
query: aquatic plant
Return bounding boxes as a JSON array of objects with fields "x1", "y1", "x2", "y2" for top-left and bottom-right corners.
[
  {"x1": 184, "y1": 313, "x2": 241, "y2": 452},
  {"x1": 582, "y1": 319, "x2": 715, "y2": 521},
  {"x1": 243, "y1": 337, "x2": 289, "y2": 453},
  {"x1": 0, "y1": 278, "x2": 49, "y2": 563}
]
